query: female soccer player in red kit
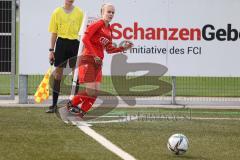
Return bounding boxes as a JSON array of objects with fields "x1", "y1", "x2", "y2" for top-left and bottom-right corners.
[{"x1": 66, "y1": 3, "x2": 133, "y2": 117}]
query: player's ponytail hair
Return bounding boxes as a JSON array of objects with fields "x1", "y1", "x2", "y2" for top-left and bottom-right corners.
[{"x1": 100, "y1": 4, "x2": 105, "y2": 15}]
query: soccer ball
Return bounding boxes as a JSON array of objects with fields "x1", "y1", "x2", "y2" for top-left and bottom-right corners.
[{"x1": 167, "y1": 133, "x2": 189, "y2": 155}]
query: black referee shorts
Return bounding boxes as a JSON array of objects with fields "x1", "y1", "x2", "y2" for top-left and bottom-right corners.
[{"x1": 54, "y1": 37, "x2": 80, "y2": 68}]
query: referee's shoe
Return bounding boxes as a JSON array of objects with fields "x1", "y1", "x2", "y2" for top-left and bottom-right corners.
[{"x1": 46, "y1": 105, "x2": 57, "y2": 113}]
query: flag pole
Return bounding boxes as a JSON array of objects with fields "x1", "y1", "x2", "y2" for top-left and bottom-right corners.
[{"x1": 70, "y1": 12, "x2": 88, "y2": 100}]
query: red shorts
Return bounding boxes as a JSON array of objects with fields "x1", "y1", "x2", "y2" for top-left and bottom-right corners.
[{"x1": 78, "y1": 55, "x2": 102, "y2": 83}]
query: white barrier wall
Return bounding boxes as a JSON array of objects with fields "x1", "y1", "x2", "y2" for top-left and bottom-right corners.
[{"x1": 20, "y1": 0, "x2": 240, "y2": 76}]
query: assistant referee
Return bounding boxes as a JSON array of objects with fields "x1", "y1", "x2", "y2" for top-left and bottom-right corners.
[{"x1": 46, "y1": 0, "x2": 84, "y2": 113}]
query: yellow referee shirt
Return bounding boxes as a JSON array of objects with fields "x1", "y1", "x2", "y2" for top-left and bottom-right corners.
[{"x1": 48, "y1": 6, "x2": 84, "y2": 40}]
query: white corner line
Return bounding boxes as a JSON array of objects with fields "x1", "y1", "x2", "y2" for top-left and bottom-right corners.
[{"x1": 75, "y1": 123, "x2": 137, "y2": 160}]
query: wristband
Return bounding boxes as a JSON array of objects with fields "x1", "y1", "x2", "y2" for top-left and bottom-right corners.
[{"x1": 49, "y1": 48, "x2": 54, "y2": 52}]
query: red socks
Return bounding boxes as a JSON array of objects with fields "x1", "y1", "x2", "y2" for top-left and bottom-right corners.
[
  {"x1": 71, "y1": 91, "x2": 88, "y2": 106},
  {"x1": 81, "y1": 96, "x2": 96, "y2": 113},
  {"x1": 71, "y1": 90, "x2": 97, "y2": 113}
]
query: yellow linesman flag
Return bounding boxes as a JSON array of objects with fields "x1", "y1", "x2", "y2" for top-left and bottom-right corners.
[{"x1": 34, "y1": 67, "x2": 53, "y2": 103}]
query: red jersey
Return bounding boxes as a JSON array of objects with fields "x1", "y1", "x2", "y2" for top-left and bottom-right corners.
[{"x1": 82, "y1": 19, "x2": 124, "y2": 59}]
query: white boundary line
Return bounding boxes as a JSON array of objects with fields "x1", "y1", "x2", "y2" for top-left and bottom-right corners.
[
  {"x1": 62, "y1": 113, "x2": 240, "y2": 125},
  {"x1": 191, "y1": 117, "x2": 240, "y2": 120},
  {"x1": 82, "y1": 115, "x2": 240, "y2": 121},
  {"x1": 62, "y1": 104, "x2": 137, "y2": 160},
  {"x1": 88, "y1": 116, "x2": 138, "y2": 124},
  {"x1": 69, "y1": 120, "x2": 137, "y2": 160},
  {"x1": 83, "y1": 115, "x2": 240, "y2": 124}
]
